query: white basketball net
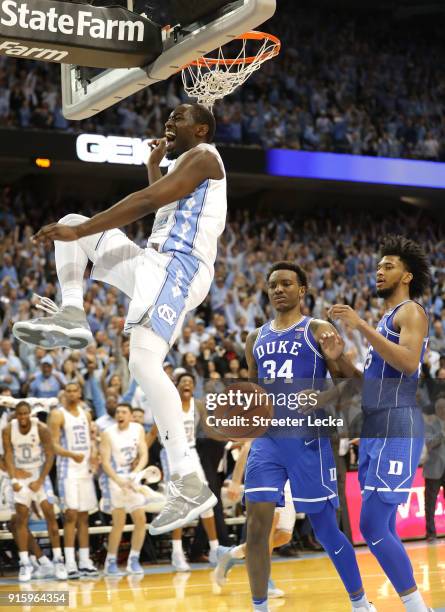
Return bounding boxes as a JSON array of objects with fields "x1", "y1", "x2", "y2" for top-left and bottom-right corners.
[{"x1": 182, "y1": 33, "x2": 280, "y2": 109}]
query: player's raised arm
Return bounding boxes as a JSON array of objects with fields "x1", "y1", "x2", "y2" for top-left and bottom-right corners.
[
  {"x1": 329, "y1": 302, "x2": 427, "y2": 376},
  {"x1": 33, "y1": 146, "x2": 223, "y2": 243}
]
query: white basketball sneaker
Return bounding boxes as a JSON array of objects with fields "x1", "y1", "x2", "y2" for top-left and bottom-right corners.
[{"x1": 13, "y1": 297, "x2": 93, "y2": 349}]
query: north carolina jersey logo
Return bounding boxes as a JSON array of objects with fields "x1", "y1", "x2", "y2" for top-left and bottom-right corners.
[{"x1": 157, "y1": 304, "x2": 177, "y2": 326}]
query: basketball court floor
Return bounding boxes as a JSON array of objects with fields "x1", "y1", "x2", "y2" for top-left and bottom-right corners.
[{"x1": 0, "y1": 541, "x2": 443, "y2": 611}]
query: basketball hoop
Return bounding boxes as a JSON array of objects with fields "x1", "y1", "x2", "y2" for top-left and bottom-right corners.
[{"x1": 181, "y1": 31, "x2": 281, "y2": 108}]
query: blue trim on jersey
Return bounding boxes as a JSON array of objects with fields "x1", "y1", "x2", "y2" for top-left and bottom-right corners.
[{"x1": 160, "y1": 179, "x2": 209, "y2": 255}]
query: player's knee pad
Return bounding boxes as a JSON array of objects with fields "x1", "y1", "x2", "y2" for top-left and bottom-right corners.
[
  {"x1": 129, "y1": 326, "x2": 169, "y2": 381},
  {"x1": 58, "y1": 213, "x2": 90, "y2": 226}
]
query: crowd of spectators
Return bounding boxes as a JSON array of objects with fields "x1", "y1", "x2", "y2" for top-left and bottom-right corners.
[
  {"x1": 0, "y1": 188, "x2": 444, "y2": 553},
  {"x1": 0, "y1": 5, "x2": 444, "y2": 160},
  {"x1": 0, "y1": 187, "x2": 444, "y2": 411}
]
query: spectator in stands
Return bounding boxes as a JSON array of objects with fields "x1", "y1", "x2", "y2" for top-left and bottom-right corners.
[
  {"x1": 423, "y1": 396, "x2": 445, "y2": 542},
  {"x1": 26, "y1": 356, "x2": 66, "y2": 399},
  {"x1": 0, "y1": 338, "x2": 25, "y2": 396}
]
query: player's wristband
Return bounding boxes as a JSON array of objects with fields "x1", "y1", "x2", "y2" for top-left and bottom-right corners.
[{"x1": 11, "y1": 478, "x2": 19, "y2": 485}]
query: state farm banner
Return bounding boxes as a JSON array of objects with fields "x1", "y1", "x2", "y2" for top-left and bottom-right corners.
[
  {"x1": 0, "y1": 0, "x2": 162, "y2": 67},
  {"x1": 346, "y1": 469, "x2": 445, "y2": 543}
]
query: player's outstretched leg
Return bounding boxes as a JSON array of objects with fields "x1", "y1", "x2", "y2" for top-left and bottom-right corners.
[
  {"x1": 129, "y1": 326, "x2": 217, "y2": 535},
  {"x1": 360, "y1": 493, "x2": 431, "y2": 612},
  {"x1": 308, "y1": 503, "x2": 376, "y2": 612},
  {"x1": 12, "y1": 214, "x2": 96, "y2": 349}
]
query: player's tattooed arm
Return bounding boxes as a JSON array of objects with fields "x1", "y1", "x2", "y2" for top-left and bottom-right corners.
[
  {"x1": 33, "y1": 147, "x2": 223, "y2": 242},
  {"x1": 330, "y1": 302, "x2": 427, "y2": 376},
  {"x1": 34, "y1": 423, "x2": 55, "y2": 490}
]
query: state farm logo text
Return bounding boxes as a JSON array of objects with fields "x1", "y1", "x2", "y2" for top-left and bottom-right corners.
[{"x1": 0, "y1": 0, "x2": 145, "y2": 42}]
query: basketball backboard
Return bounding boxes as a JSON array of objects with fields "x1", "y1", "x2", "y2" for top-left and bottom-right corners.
[{"x1": 61, "y1": 0, "x2": 276, "y2": 120}]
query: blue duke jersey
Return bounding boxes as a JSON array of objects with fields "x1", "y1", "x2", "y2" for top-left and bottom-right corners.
[
  {"x1": 244, "y1": 316, "x2": 339, "y2": 513},
  {"x1": 359, "y1": 300, "x2": 428, "y2": 503}
]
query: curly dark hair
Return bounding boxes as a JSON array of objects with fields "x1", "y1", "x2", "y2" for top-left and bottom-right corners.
[
  {"x1": 266, "y1": 261, "x2": 308, "y2": 288},
  {"x1": 380, "y1": 235, "x2": 431, "y2": 298}
]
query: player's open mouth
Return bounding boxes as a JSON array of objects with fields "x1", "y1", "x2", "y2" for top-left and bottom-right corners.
[{"x1": 165, "y1": 131, "x2": 176, "y2": 144}]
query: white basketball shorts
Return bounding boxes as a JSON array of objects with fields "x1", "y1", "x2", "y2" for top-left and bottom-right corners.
[
  {"x1": 99, "y1": 473, "x2": 148, "y2": 514},
  {"x1": 13, "y1": 475, "x2": 55, "y2": 508},
  {"x1": 58, "y1": 476, "x2": 97, "y2": 512},
  {"x1": 89, "y1": 227, "x2": 212, "y2": 346}
]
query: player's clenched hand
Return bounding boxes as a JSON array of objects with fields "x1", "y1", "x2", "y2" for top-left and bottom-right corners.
[
  {"x1": 319, "y1": 331, "x2": 345, "y2": 361},
  {"x1": 329, "y1": 305, "x2": 362, "y2": 330},
  {"x1": 148, "y1": 138, "x2": 167, "y2": 166},
  {"x1": 28, "y1": 480, "x2": 42, "y2": 493},
  {"x1": 71, "y1": 452, "x2": 85, "y2": 463},
  {"x1": 32, "y1": 223, "x2": 79, "y2": 243},
  {"x1": 12, "y1": 482, "x2": 22, "y2": 492}
]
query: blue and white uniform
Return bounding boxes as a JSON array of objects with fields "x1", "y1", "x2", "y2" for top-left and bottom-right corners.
[
  {"x1": 10, "y1": 417, "x2": 55, "y2": 507},
  {"x1": 57, "y1": 406, "x2": 97, "y2": 512},
  {"x1": 100, "y1": 421, "x2": 148, "y2": 513},
  {"x1": 359, "y1": 300, "x2": 428, "y2": 504},
  {"x1": 89, "y1": 143, "x2": 227, "y2": 345},
  {"x1": 244, "y1": 317, "x2": 339, "y2": 513}
]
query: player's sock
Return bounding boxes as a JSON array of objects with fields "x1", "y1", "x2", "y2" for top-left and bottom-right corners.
[
  {"x1": 105, "y1": 553, "x2": 117, "y2": 565},
  {"x1": 39, "y1": 555, "x2": 52, "y2": 566},
  {"x1": 64, "y1": 547, "x2": 76, "y2": 566},
  {"x1": 209, "y1": 540, "x2": 219, "y2": 553},
  {"x1": 308, "y1": 503, "x2": 363, "y2": 594},
  {"x1": 52, "y1": 548, "x2": 63, "y2": 561},
  {"x1": 55, "y1": 214, "x2": 93, "y2": 311},
  {"x1": 360, "y1": 493, "x2": 417, "y2": 593},
  {"x1": 351, "y1": 593, "x2": 371, "y2": 609},
  {"x1": 252, "y1": 597, "x2": 268, "y2": 611},
  {"x1": 172, "y1": 540, "x2": 183, "y2": 555},
  {"x1": 129, "y1": 549, "x2": 140, "y2": 560},
  {"x1": 401, "y1": 590, "x2": 429, "y2": 611},
  {"x1": 19, "y1": 551, "x2": 29, "y2": 565},
  {"x1": 231, "y1": 544, "x2": 246, "y2": 559},
  {"x1": 78, "y1": 547, "x2": 90, "y2": 567},
  {"x1": 129, "y1": 327, "x2": 197, "y2": 476}
]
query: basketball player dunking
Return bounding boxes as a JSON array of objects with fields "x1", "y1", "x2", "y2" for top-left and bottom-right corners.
[
  {"x1": 12, "y1": 104, "x2": 226, "y2": 534},
  {"x1": 329, "y1": 236, "x2": 432, "y2": 612},
  {"x1": 244, "y1": 262, "x2": 374, "y2": 612}
]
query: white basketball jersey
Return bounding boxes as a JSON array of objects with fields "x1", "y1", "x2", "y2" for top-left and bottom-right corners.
[
  {"x1": 58, "y1": 406, "x2": 91, "y2": 477},
  {"x1": 107, "y1": 421, "x2": 142, "y2": 475},
  {"x1": 148, "y1": 143, "x2": 227, "y2": 270},
  {"x1": 11, "y1": 418, "x2": 42, "y2": 471}
]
